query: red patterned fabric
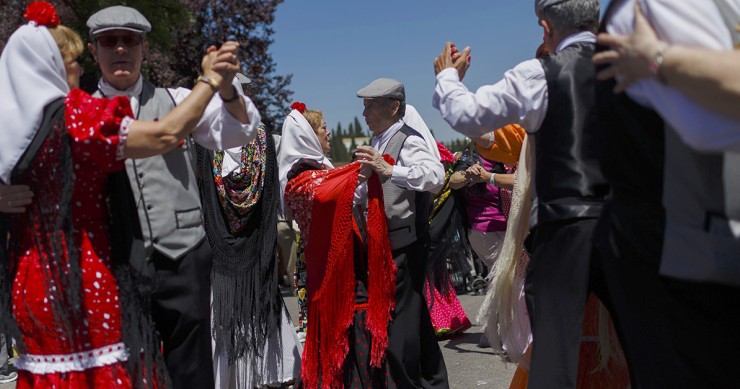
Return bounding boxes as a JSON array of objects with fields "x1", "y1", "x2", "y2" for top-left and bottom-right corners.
[
  {"x1": 10, "y1": 89, "x2": 137, "y2": 388},
  {"x1": 285, "y1": 162, "x2": 396, "y2": 389}
]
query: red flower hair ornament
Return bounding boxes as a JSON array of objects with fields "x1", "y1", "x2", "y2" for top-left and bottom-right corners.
[
  {"x1": 290, "y1": 101, "x2": 306, "y2": 113},
  {"x1": 24, "y1": 1, "x2": 60, "y2": 28},
  {"x1": 437, "y1": 141, "x2": 455, "y2": 164}
]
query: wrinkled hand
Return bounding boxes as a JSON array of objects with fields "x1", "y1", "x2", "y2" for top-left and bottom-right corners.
[
  {"x1": 0, "y1": 183, "x2": 33, "y2": 213},
  {"x1": 593, "y1": 3, "x2": 663, "y2": 93},
  {"x1": 434, "y1": 42, "x2": 471, "y2": 80},
  {"x1": 355, "y1": 145, "x2": 393, "y2": 179}
]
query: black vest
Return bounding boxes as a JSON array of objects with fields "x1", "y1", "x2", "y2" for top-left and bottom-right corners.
[
  {"x1": 597, "y1": 0, "x2": 665, "y2": 205},
  {"x1": 535, "y1": 42, "x2": 608, "y2": 225}
]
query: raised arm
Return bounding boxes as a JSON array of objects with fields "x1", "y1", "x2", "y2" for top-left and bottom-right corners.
[{"x1": 123, "y1": 43, "x2": 239, "y2": 158}]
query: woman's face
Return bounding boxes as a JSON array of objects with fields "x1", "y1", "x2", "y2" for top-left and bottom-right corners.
[
  {"x1": 64, "y1": 56, "x2": 82, "y2": 89},
  {"x1": 315, "y1": 120, "x2": 331, "y2": 154}
]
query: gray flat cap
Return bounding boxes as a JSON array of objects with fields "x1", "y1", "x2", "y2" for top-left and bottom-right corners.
[
  {"x1": 236, "y1": 73, "x2": 252, "y2": 86},
  {"x1": 87, "y1": 6, "x2": 151, "y2": 36},
  {"x1": 356, "y1": 78, "x2": 405, "y2": 101},
  {"x1": 535, "y1": 0, "x2": 573, "y2": 16}
]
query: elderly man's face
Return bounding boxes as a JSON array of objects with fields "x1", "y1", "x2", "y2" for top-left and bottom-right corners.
[
  {"x1": 362, "y1": 98, "x2": 398, "y2": 136},
  {"x1": 88, "y1": 30, "x2": 146, "y2": 91}
]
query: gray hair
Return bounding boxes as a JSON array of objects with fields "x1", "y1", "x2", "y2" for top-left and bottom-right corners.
[
  {"x1": 383, "y1": 98, "x2": 406, "y2": 120},
  {"x1": 541, "y1": 0, "x2": 599, "y2": 35}
]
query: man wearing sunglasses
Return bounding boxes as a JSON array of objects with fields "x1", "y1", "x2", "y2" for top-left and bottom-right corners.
[{"x1": 86, "y1": 5, "x2": 262, "y2": 389}]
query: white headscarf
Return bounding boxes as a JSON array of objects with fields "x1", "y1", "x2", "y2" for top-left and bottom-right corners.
[
  {"x1": 277, "y1": 109, "x2": 334, "y2": 210},
  {"x1": 0, "y1": 23, "x2": 69, "y2": 184},
  {"x1": 403, "y1": 104, "x2": 441, "y2": 160}
]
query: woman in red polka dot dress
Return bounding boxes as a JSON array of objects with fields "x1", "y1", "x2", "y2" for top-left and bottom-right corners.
[{"x1": 0, "y1": 3, "x2": 240, "y2": 388}]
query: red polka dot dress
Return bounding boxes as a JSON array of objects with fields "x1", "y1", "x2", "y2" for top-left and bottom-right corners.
[{"x1": 9, "y1": 89, "x2": 137, "y2": 388}]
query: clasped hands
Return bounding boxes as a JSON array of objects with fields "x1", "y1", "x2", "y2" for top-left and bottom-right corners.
[
  {"x1": 201, "y1": 41, "x2": 242, "y2": 98},
  {"x1": 434, "y1": 42, "x2": 472, "y2": 80},
  {"x1": 464, "y1": 163, "x2": 490, "y2": 185}
]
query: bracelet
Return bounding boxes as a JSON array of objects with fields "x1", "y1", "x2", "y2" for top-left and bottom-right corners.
[
  {"x1": 197, "y1": 75, "x2": 219, "y2": 91},
  {"x1": 219, "y1": 85, "x2": 240, "y2": 103},
  {"x1": 489, "y1": 172, "x2": 497, "y2": 187},
  {"x1": 485, "y1": 131, "x2": 495, "y2": 149},
  {"x1": 648, "y1": 44, "x2": 671, "y2": 84}
]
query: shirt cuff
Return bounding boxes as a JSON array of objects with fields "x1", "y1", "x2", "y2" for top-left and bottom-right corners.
[
  {"x1": 436, "y1": 67, "x2": 460, "y2": 82},
  {"x1": 389, "y1": 165, "x2": 410, "y2": 187},
  {"x1": 117, "y1": 116, "x2": 133, "y2": 161}
]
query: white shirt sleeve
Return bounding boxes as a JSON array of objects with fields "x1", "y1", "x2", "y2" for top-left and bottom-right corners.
[
  {"x1": 432, "y1": 60, "x2": 548, "y2": 137},
  {"x1": 390, "y1": 135, "x2": 445, "y2": 193},
  {"x1": 168, "y1": 78, "x2": 261, "y2": 150},
  {"x1": 609, "y1": 0, "x2": 740, "y2": 151}
]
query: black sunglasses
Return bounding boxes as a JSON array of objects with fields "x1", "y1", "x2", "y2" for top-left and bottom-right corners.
[{"x1": 95, "y1": 34, "x2": 143, "y2": 48}]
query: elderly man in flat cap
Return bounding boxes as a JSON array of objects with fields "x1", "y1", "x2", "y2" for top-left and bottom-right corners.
[
  {"x1": 85, "y1": 5, "x2": 261, "y2": 388},
  {"x1": 354, "y1": 78, "x2": 449, "y2": 388},
  {"x1": 432, "y1": 1, "x2": 611, "y2": 388}
]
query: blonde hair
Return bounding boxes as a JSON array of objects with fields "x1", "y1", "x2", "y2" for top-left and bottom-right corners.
[
  {"x1": 48, "y1": 25, "x2": 83, "y2": 62},
  {"x1": 302, "y1": 110, "x2": 324, "y2": 133}
]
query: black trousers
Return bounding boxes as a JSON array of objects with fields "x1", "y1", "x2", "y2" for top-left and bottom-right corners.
[
  {"x1": 524, "y1": 218, "x2": 605, "y2": 389},
  {"x1": 595, "y1": 201, "x2": 740, "y2": 389},
  {"x1": 150, "y1": 239, "x2": 214, "y2": 389},
  {"x1": 385, "y1": 240, "x2": 449, "y2": 389}
]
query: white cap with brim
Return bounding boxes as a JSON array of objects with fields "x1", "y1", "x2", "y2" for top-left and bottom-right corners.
[
  {"x1": 535, "y1": 0, "x2": 573, "y2": 17},
  {"x1": 87, "y1": 6, "x2": 152, "y2": 36},
  {"x1": 356, "y1": 78, "x2": 405, "y2": 101},
  {"x1": 236, "y1": 73, "x2": 252, "y2": 86}
]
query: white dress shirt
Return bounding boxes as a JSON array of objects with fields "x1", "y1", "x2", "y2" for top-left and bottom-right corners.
[
  {"x1": 607, "y1": 0, "x2": 740, "y2": 151},
  {"x1": 433, "y1": 31, "x2": 596, "y2": 137},
  {"x1": 354, "y1": 119, "x2": 445, "y2": 205},
  {"x1": 98, "y1": 76, "x2": 261, "y2": 151}
]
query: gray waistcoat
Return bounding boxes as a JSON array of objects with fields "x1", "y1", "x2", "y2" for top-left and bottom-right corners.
[
  {"x1": 96, "y1": 81, "x2": 205, "y2": 260},
  {"x1": 381, "y1": 125, "x2": 432, "y2": 251},
  {"x1": 661, "y1": 127, "x2": 740, "y2": 286}
]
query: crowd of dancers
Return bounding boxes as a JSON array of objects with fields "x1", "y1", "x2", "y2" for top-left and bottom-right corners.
[{"x1": 1, "y1": 0, "x2": 739, "y2": 388}]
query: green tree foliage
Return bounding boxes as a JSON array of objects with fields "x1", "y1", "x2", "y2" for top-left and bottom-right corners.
[{"x1": 353, "y1": 116, "x2": 364, "y2": 137}]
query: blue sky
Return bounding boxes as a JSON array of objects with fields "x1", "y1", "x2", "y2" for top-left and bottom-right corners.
[{"x1": 271, "y1": 1, "x2": 608, "y2": 142}]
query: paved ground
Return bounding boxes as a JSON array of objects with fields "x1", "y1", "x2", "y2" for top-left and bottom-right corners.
[{"x1": 1, "y1": 292, "x2": 516, "y2": 388}]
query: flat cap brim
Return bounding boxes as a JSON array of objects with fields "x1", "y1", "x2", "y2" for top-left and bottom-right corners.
[
  {"x1": 357, "y1": 78, "x2": 405, "y2": 100},
  {"x1": 87, "y1": 5, "x2": 151, "y2": 36}
]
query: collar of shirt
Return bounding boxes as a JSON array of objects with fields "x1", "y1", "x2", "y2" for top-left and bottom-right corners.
[
  {"x1": 371, "y1": 119, "x2": 405, "y2": 153},
  {"x1": 98, "y1": 76, "x2": 143, "y2": 114},
  {"x1": 556, "y1": 31, "x2": 597, "y2": 52}
]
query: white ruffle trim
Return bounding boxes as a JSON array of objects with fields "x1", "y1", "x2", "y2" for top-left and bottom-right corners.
[
  {"x1": 117, "y1": 116, "x2": 133, "y2": 161},
  {"x1": 15, "y1": 342, "x2": 129, "y2": 374}
]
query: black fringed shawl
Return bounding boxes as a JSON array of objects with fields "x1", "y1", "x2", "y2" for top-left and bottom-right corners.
[
  {"x1": 0, "y1": 98, "x2": 168, "y2": 388},
  {"x1": 426, "y1": 162, "x2": 473, "y2": 296},
  {"x1": 197, "y1": 124, "x2": 281, "y2": 365}
]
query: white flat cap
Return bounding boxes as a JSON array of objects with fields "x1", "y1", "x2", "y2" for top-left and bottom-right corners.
[
  {"x1": 87, "y1": 6, "x2": 151, "y2": 36},
  {"x1": 356, "y1": 78, "x2": 405, "y2": 100},
  {"x1": 535, "y1": 0, "x2": 573, "y2": 16},
  {"x1": 236, "y1": 73, "x2": 252, "y2": 86}
]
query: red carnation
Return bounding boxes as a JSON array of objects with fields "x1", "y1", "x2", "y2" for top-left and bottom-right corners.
[
  {"x1": 290, "y1": 101, "x2": 306, "y2": 113},
  {"x1": 382, "y1": 154, "x2": 395, "y2": 166},
  {"x1": 24, "y1": 1, "x2": 60, "y2": 28},
  {"x1": 436, "y1": 141, "x2": 455, "y2": 164}
]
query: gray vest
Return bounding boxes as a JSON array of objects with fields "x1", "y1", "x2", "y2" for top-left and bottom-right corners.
[
  {"x1": 661, "y1": 128, "x2": 740, "y2": 286},
  {"x1": 381, "y1": 125, "x2": 432, "y2": 251},
  {"x1": 96, "y1": 81, "x2": 205, "y2": 260},
  {"x1": 661, "y1": 8, "x2": 740, "y2": 286}
]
